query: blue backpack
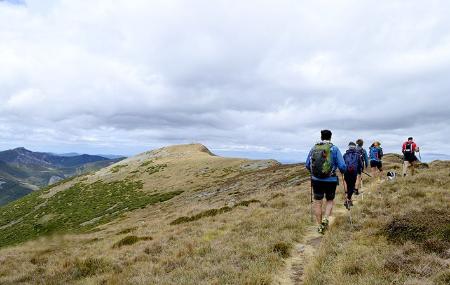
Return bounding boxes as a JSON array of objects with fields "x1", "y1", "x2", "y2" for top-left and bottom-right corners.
[
  {"x1": 344, "y1": 149, "x2": 361, "y2": 175},
  {"x1": 369, "y1": 147, "x2": 382, "y2": 161}
]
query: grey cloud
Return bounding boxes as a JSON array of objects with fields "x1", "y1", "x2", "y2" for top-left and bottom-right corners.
[{"x1": 0, "y1": 0, "x2": 449, "y2": 161}]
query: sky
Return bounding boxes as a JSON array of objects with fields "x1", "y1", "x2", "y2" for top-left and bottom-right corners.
[{"x1": 1, "y1": 0, "x2": 450, "y2": 163}]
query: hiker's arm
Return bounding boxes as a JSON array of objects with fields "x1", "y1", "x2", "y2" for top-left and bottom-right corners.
[
  {"x1": 335, "y1": 148, "x2": 347, "y2": 174},
  {"x1": 305, "y1": 149, "x2": 312, "y2": 172},
  {"x1": 363, "y1": 150, "x2": 369, "y2": 168}
]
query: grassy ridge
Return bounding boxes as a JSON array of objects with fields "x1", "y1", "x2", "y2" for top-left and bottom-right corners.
[
  {"x1": 303, "y1": 166, "x2": 450, "y2": 285},
  {"x1": 0, "y1": 179, "x2": 183, "y2": 248}
]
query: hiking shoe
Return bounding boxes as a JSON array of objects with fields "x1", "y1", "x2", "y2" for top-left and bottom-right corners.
[
  {"x1": 354, "y1": 189, "x2": 359, "y2": 195},
  {"x1": 318, "y1": 224, "x2": 326, "y2": 235},
  {"x1": 348, "y1": 200, "x2": 353, "y2": 207},
  {"x1": 321, "y1": 217, "x2": 329, "y2": 228},
  {"x1": 344, "y1": 200, "x2": 350, "y2": 210}
]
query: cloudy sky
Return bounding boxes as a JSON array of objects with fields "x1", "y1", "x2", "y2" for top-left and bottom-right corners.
[{"x1": 1, "y1": 0, "x2": 450, "y2": 162}]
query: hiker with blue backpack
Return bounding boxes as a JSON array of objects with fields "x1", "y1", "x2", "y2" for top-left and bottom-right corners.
[
  {"x1": 306, "y1": 130, "x2": 346, "y2": 234},
  {"x1": 343, "y1": 142, "x2": 363, "y2": 210},
  {"x1": 369, "y1": 141, "x2": 384, "y2": 178}
]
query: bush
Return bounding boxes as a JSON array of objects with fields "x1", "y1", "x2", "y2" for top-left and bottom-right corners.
[
  {"x1": 110, "y1": 164, "x2": 128, "y2": 173},
  {"x1": 170, "y1": 200, "x2": 260, "y2": 225},
  {"x1": 384, "y1": 208, "x2": 450, "y2": 255},
  {"x1": 113, "y1": 235, "x2": 152, "y2": 248},
  {"x1": 72, "y1": 257, "x2": 111, "y2": 279},
  {"x1": 272, "y1": 242, "x2": 292, "y2": 258}
]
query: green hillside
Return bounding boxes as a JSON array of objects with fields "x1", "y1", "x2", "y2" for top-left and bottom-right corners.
[
  {"x1": 0, "y1": 148, "x2": 124, "y2": 206},
  {"x1": 0, "y1": 180, "x2": 33, "y2": 206}
]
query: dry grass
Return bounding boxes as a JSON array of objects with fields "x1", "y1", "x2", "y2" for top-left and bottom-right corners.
[
  {"x1": 0, "y1": 144, "x2": 310, "y2": 284},
  {"x1": 1, "y1": 145, "x2": 447, "y2": 284}
]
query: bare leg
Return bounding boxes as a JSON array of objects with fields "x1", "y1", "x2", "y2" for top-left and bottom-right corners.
[
  {"x1": 403, "y1": 161, "x2": 408, "y2": 176},
  {"x1": 411, "y1": 161, "x2": 415, "y2": 176},
  {"x1": 371, "y1": 167, "x2": 377, "y2": 178},
  {"x1": 313, "y1": 200, "x2": 323, "y2": 224},
  {"x1": 356, "y1": 174, "x2": 362, "y2": 189},
  {"x1": 324, "y1": 200, "x2": 334, "y2": 218}
]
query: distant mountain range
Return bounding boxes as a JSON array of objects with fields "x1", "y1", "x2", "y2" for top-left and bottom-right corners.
[{"x1": 0, "y1": 147, "x2": 125, "y2": 206}]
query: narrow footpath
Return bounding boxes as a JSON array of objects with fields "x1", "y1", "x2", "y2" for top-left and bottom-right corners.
[{"x1": 275, "y1": 178, "x2": 379, "y2": 285}]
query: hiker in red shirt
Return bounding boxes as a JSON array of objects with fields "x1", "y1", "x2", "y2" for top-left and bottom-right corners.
[{"x1": 402, "y1": 137, "x2": 420, "y2": 176}]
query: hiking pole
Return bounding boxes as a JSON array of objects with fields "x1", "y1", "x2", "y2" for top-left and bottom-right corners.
[
  {"x1": 360, "y1": 175, "x2": 364, "y2": 201},
  {"x1": 362, "y1": 171, "x2": 372, "y2": 178},
  {"x1": 310, "y1": 179, "x2": 314, "y2": 223}
]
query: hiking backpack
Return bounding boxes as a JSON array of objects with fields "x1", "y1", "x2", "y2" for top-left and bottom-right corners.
[
  {"x1": 344, "y1": 149, "x2": 361, "y2": 175},
  {"x1": 310, "y1": 142, "x2": 333, "y2": 178},
  {"x1": 403, "y1": 142, "x2": 416, "y2": 162},
  {"x1": 356, "y1": 147, "x2": 366, "y2": 166},
  {"x1": 369, "y1": 147, "x2": 380, "y2": 161}
]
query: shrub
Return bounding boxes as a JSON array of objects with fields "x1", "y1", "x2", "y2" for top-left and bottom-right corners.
[
  {"x1": 0, "y1": 179, "x2": 182, "y2": 248},
  {"x1": 272, "y1": 242, "x2": 292, "y2": 258},
  {"x1": 170, "y1": 200, "x2": 260, "y2": 225},
  {"x1": 170, "y1": 206, "x2": 232, "y2": 225},
  {"x1": 342, "y1": 263, "x2": 362, "y2": 275},
  {"x1": 110, "y1": 164, "x2": 128, "y2": 173},
  {"x1": 113, "y1": 235, "x2": 152, "y2": 248},
  {"x1": 72, "y1": 257, "x2": 111, "y2": 279},
  {"x1": 139, "y1": 160, "x2": 153, "y2": 167}
]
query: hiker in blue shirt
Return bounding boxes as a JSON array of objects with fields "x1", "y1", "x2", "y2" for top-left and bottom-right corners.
[
  {"x1": 305, "y1": 130, "x2": 346, "y2": 234},
  {"x1": 369, "y1": 141, "x2": 384, "y2": 179}
]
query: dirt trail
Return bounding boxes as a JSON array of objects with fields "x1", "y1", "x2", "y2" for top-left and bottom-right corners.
[{"x1": 275, "y1": 179, "x2": 378, "y2": 285}]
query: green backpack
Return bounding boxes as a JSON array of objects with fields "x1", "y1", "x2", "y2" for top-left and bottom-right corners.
[{"x1": 310, "y1": 142, "x2": 333, "y2": 178}]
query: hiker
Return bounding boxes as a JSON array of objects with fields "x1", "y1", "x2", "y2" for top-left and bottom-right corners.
[
  {"x1": 369, "y1": 141, "x2": 384, "y2": 178},
  {"x1": 305, "y1": 130, "x2": 346, "y2": 234},
  {"x1": 402, "y1": 137, "x2": 420, "y2": 176},
  {"x1": 355, "y1": 139, "x2": 369, "y2": 195},
  {"x1": 343, "y1": 142, "x2": 363, "y2": 210}
]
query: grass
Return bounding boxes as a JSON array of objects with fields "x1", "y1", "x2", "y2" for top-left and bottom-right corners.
[
  {"x1": 0, "y1": 179, "x2": 183, "y2": 248},
  {"x1": 303, "y1": 166, "x2": 450, "y2": 285},
  {"x1": 0, "y1": 158, "x2": 310, "y2": 284},
  {"x1": 6, "y1": 148, "x2": 448, "y2": 284}
]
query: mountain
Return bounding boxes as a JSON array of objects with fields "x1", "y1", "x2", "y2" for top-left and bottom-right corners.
[
  {"x1": 0, "y1": 147, "x2": 111, "y2": 167},
  {"x1": 0, "y1": 147, "x2": 125, "y2": 205},
  {"x1": 0, "y1": 145, "x2": 447, "y2": 285},
  {"x1": 58, "y1": 152, "x2": 127, "y2": 160}
]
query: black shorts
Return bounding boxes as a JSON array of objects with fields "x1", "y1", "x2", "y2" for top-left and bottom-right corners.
[
  {"x1": 370, "y1": 160, "x2": 383, "y2": 170},
  {"x1": 344, "y1": 173, "x2": 357, "y2": 190},
  {"x1": 311, "y1": 180, "x2": 337, "y2": 201},
  {"x1": 404, "y1": 155, "x2": 418, "y2": 163}
]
